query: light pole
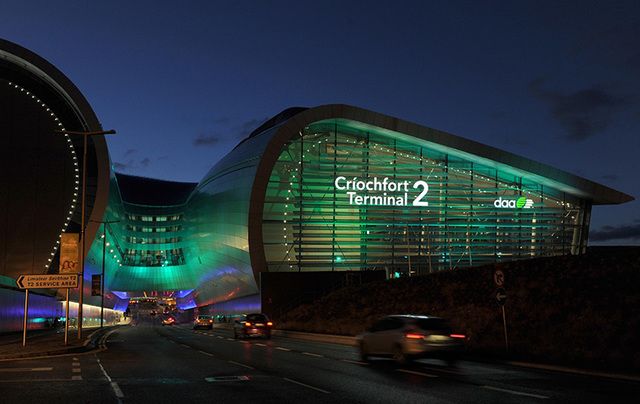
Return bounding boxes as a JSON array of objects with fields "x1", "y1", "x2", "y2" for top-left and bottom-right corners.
[
  {"x1": 90, "y1": 219, "x2": 120, "y2": 328},
  {"x1": 56, "y1": 129, "x2": 116, "y2": 339}
]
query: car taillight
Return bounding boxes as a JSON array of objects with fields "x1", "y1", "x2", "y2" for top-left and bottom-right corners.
[
  {"x1": 267, "y1": 321, "x2": 273, "y2": 327},
  {"x1": 405, "y1": 333, "x2": 425, "y2": 339},
  {"x1": 245, "y1": 322, "x2": 252, "y2": 327},
  {"x1": 450, "y1": 334, "x2": 466, "y2": 339},
  {"x1": 209, "y1": 320, "x2": 213, "y2": 323}
]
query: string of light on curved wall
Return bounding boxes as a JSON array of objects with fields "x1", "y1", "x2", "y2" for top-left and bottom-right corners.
[{"x1": 6, "y1": 80, "x2": 80, "y2": 272}]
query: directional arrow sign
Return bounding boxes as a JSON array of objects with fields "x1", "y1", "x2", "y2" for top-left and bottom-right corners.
[{"x1": 16, "y1": 274, "x2": 78, "y2": 289}]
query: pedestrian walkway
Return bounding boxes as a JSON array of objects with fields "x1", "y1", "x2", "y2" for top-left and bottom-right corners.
[{"x1": 0, "y1": 320, "x2": 129, "y2": 361}]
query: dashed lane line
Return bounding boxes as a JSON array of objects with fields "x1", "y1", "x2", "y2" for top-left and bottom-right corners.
[
  {"x1": 481, "y1": 385, "x2": 549, "y2": 399},
  {"x1": 302, "y1": 352, "x2": 324, "y2": 358},
  {"x1": 96, "y1": 357, "x2": 124, "y2": 403},
  {"x1": 0, "y1": 367, "x2": 53, "y2": 372},
  {"x1": 283, "y1": 377, "x2": 330, "y2": 394},
  {"x1": 255, "y1": 343, "x2": 267, "y2": 347},
  {"x1": 396, "y1": 369, "x2": 439, "y2": 378},
  {"x1": 341, "y1": 359, "x2": 368, "y2": 365},
  {"x1": 275, "y1": 347, "x2": 291, "y2": 351},
  {"x1": 199, "y1": 350, "x2": 214, "y2": 357},
  {"x1": 228, "y1": 360, "x2": 254, "y2": 370}
]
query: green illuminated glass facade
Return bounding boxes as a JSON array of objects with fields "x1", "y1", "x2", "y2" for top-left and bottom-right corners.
[
  {"x1": 263, "y1": 120, "x2": 591, "y2": 274},
  {"x1": 79, "y1": 105, "x2": 631, "y2": 310}
]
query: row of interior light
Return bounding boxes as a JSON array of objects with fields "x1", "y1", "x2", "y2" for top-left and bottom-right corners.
[{"x1": 7, "y1": 81, "x2": 80, "y2": 271}]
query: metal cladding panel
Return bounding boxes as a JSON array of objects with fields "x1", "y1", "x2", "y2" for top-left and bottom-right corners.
[{"x1": 181, "y1": 126, "x2": 282, "y2": 306}]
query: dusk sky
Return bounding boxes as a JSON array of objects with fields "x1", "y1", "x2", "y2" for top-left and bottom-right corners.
[{"x1": 2, "y1": 1, "x2": 639, "y2": 244}]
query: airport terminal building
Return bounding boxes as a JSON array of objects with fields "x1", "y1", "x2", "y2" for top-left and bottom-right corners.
[{"x1": 0, "y1": 39, "x2": 634, "y2": 326}]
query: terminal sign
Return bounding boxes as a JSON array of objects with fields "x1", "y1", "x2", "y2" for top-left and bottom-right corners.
[
  {"x1": 334, "y1": 176, "x2": 428, "y2": 207},
  {"x1": 16, "y1": 274, "x2": 78, "y2": 289}
]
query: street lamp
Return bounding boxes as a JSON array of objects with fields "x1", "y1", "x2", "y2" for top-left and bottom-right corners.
[
  {"x1": 56, "y1": 129, "x2": 116, "y2": 339},
  {"x1": 90, "y1": 219, "x2": 120, "y2": 328}
]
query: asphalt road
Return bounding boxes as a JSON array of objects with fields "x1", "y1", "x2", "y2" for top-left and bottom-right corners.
[{"x1": 0, "y1": 318, "x2": 638, "y2": 403}]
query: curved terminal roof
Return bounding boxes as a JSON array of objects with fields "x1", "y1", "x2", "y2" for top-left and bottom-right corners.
[{"x1": 247, "y1": 104, "x2": 633, "y2": 206}]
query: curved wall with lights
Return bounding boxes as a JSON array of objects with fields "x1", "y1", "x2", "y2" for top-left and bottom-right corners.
[{"x1": 0, "y1": 39, "x2": 110, "y2": 330}]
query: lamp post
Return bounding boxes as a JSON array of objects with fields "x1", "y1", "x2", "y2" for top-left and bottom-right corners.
[
  {"x1": 56, "y1": 129, "x2": 116, "y2": 339},
  {"x1": 90, "y1": 219, "x2": 120, "y2": 328}
]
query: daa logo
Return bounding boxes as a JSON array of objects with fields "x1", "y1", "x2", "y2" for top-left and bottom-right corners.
[{"x1": 494, "y1": 196, "x2": 534, "y2": 209}]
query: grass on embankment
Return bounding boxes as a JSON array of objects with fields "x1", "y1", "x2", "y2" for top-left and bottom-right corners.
[{"x1": 279, "y1": 248, "x2": 640, "y2": 371}]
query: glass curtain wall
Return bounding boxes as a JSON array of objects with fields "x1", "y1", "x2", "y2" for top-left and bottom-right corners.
[{"x1": 263, "y1": 120, "x2": 589, "y2": 274}]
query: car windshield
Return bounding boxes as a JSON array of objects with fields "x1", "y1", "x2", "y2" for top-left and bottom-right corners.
[
  {"x1": 246, "y1": 314, "x2": 267, "y2": 322},
  {"x1": 415, "y1": 318, "x2": 451, "y2": 332}
]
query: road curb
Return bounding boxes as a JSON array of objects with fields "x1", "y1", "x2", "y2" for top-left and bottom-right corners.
[
  {"x1": 0, "y1": 325, "x2": 120, "y2": 361},
  {"x1": 273, "y1": 329, "x2": 356, "y2": 346}
]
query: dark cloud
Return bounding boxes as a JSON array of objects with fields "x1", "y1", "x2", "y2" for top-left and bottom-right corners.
[
  {"x1": 590, "y1": 223, "x2": 640, "y2": 242},
  {"x1": 529, "y1": 78, "x2": 633, "y2": 141},
  {"x1": 124, "y1": 148, "x2": 137, "y2": 157},
  {"x1": 113, "y1": 157, "x2": 153, "y2": 172},
  {"x1": 601, "y1": 174, "x2": 619, "y2": 181},
  {"x1": 193, "y1": 133, "x2": 221, "y2": 147}
]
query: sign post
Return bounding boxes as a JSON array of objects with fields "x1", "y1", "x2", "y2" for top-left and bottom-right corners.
[
  {"x1": 60, "y1": 233, "x2": 79, "y2": 346},
  {"x1": 22, "y1": 289, "x2": 29, "y2": 347},
  {"x1": 494, "y1": 269, "x2": 509, "y2": 353},
  {"x1": 16, "y1": 274, "x2": 79, "y2": 347},
  {"x1": 91, "y1": 275, "x2": 102, "y2": 296}
]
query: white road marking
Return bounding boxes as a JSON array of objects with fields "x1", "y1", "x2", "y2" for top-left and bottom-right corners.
[
  {"x1": 0, "y1": 378, "x2": 73, "y2": 383},
  {"x1": 396, "y1": 369, "x2": 438, "y2": 378},
  {"x1": 0, "y1": 367, "x2": 53, "y2": 372},
  {"x1": 226, "y1": 338, "x2": 235, "y2": 341},
  {"x1": 228, "y1": 360, "x2": 254, "y2": 370},
  {"x1": 96, "y1": 357, "x2": 124, "y2": 402},
  {"x1": 71, "y1": 375, "x2": 82, "y2": 381},
  {"x1": 179, "y1": 344, "x2": 191, "y2": 349},
  {"x1": 255, "y1": 343, "x2": 267, "y2": 347},
  {"x1": 283, "y1": 377, "x2": 330, "y2": 394},
  {"x1": 199, "y1": 350, "x2": 214, "y2": 356},
  {"x1": 217, "y1": 336, "x2": 224, "y2": 339},
  {"x1": 302, "y1": 352, "x2": 323, "y2": 358},
  {"x1": 275, "y1": 347, "x2": 291, "y2": 351},
  {"x1": 72, "y1": 362, "x2": 80, "y2": 367},
  {"x1": 72, "y1": 368, "x2": 81, "y2": 373},
  {"x1": 481, "y1": 385, "x2": 549, "y2": 399},
  {"x1": 341, "y1": 359, "x2": 368, "y2": 365}
]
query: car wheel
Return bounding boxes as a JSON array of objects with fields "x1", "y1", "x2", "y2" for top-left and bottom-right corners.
[
  {"x1": 392, "y1": 345, "x2": 410, "y2": 364},
  {"x1": 359, "y1": 341, "x2": 371, "y2": 362}
]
